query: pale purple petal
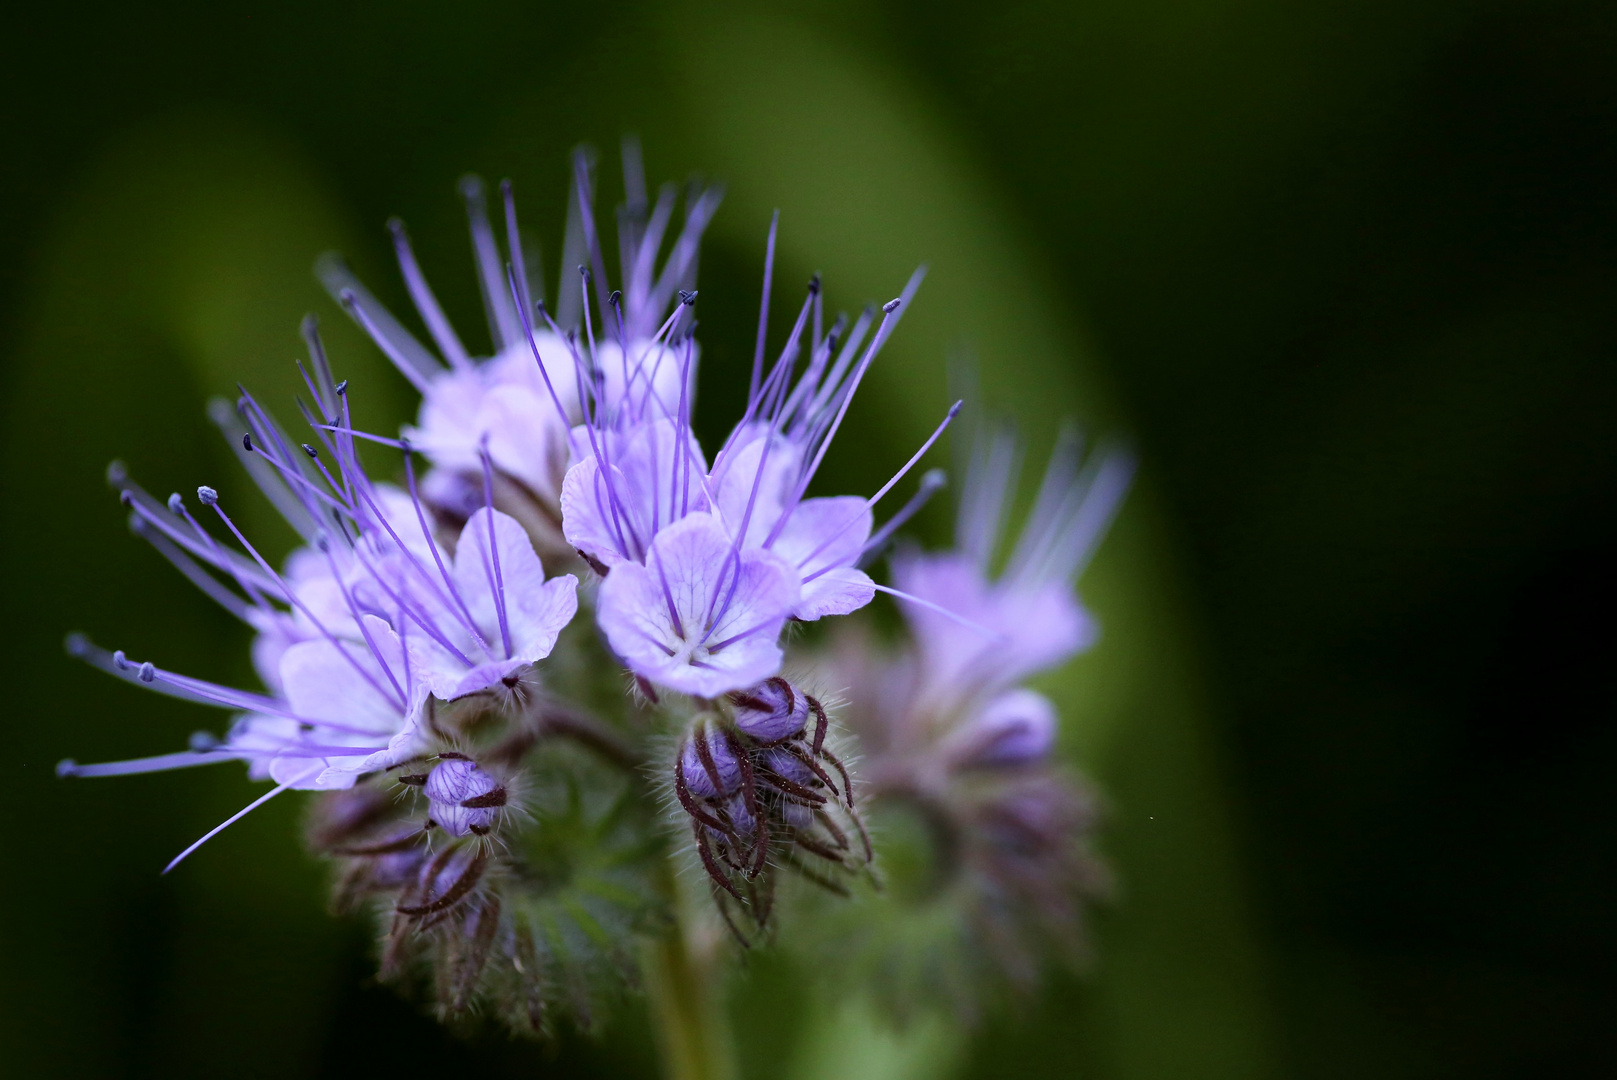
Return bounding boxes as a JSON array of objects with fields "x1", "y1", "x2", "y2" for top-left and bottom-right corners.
[
  {"x1": 596, "y1": 512, "x2": 797, "y2": 697},
  {"x1": 770, "y1": 495, "x2": 874, "y2": 619}
]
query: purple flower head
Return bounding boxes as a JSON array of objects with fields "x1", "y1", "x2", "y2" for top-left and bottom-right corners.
[
  {"x1": 321, "y1": 145, "x2": 722, "y2": 552},
  {"x1": 59, "y1": 336, "x2": 576, "y2": 869},
  {"x1": 557, "y1": 209, "x2": 962, "y2": 696}
]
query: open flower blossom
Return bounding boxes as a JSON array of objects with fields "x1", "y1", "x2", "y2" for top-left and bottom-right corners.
[
  {"x1": 321, "y1": 148, "x2": 721, "y2": 557},
  {"x1": 59, "y1": 337, "x2": 576, "y2": 868},
  {"x1": 555, "y1": 211, "x2": 959, "y2": 697},
  {"x1": 887, "y1": 423, "x2": 1135, "y2": 760}
]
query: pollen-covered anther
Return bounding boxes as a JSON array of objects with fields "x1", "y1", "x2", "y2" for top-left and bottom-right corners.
[{"x1": 422, "y1": 756, "x2": 507, "y2": 838}]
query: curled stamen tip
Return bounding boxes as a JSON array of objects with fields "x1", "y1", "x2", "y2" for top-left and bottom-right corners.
[
  {"x1": 301, "y1": 444, "x2": 319, "y2": 459},
  {"x1": 948, "y1": 400, "x2": 963, "y2": 417},
  {"x1": 138, "y1": 662, "x2": 156, "y2": 683},
  {"x1": 56, "y1": 759, "x2": 79, "y2": 779},
  {"x1": 883, "y1": 298, "x2": 902, "y2": 314},
  {"x1": 679, "y1": 289, "x2": 698, "y2": 306},
  {"x1": 64, "y1": 632, "x2": 89, "y2": 657},
  {"x1": 608, "y1": 289, "x2": 622, "y2": 306},
  {"x1": 105, "y1": 460, "x2": 128, "y2": 486},
  {"x1": 241, "y1": 433, "x2": 253, "y2": 452},
  {"x1": 196, "y1": 485, "x2": 219, "y2": 506},
  {"x1": 808, "y1": 273, "x2": 821, "y2": 294},
  {"x1": 112, "y1": 650, "x2": 129, "y2": 670},
  {"x1": 335, "y1": 380, "x2": 348, "y2": 395},
  {"x1": 577, "y1": 264, "x2": 590, "y2": 281},
  {"x1": 167, "y1": 493, "x2": 184, "y2": 514}
]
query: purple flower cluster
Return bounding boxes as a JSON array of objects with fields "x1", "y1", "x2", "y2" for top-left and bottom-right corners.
[{"x1": 54, "y1": 142, "x2": 1127, "y2": 1030}]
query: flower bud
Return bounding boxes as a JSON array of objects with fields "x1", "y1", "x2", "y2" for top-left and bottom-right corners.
[
  {"x1": 424, "y1": 754, "x2": 506, "y2": 837},
  {"x1": 678, "y1": 728, "x2": 742, "y2": 798},
  {"x1": 947, "y1": 688, "x2": 1057, "y2": 768},
  {"x1": 728, "y1": 676, "x2": 811, "y2": 743}
]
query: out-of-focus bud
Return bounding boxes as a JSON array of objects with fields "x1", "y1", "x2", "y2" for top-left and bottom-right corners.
[
  {"x1": 424, "y1": 754, "x2": 507, "y2": 837},
  {"x1": 945, "y1": 688, "x2": 1057, "y2": 769}
]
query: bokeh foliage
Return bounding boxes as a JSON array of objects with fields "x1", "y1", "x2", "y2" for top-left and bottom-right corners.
[{"x1": 3, "y1": 0, "x2": 1615, "y2": 1077}]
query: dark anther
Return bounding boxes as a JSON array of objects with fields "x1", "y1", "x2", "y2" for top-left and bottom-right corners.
[
  {"x1": 608, "y1": 289, "x2": 622, "y2": 306},
  {"x1": 119, "y1": 490, "x2": 134, "y2": 506},
  {"x1": 460, "y1": 787, "x2": 507, "y2": 809},
  {"x1": 578, "y1": 264, "x2": 590, "y2": 281},
  {"x1": 167, "y1": 493, "x2": 184, "y2": 514},
  {"x1": 241, "y1": 433, "x2": 253, "y2": 452},
  {"x1": 196, "y1": 485, "x2": 219, "y2": 506},
  {"x1": 112, "y1": 650, "x2": 129, "y2": 669},
  {"x1": 883, "y1": 298, "x2": 902, "y2": 314},
  {"x1": 501, "y1": 674, "x2": 521, "y2": 689},
  {"x1": 301, "y1": 444, "x2": 319, "y2": 459},
  {"x1": 397, "y1": 773, "x2": 429, "y2": 787},
  {"x1": 679, "y1": 289, "x2": 698, "y2": 306},
  {"x1": 808, "y1": 273, "x2": 821, "y2": 295},
  {"x1": 468, "y1": 824, "x2": 490, "y2": 836},
  {"x1": 335, "y1": 380, "x2": 348, "y2": 395},
  {"x1": 437, "y1": 751, "x2": 471, "y2": 761},
  {"x1": 138, "y1": 662, "x2": 156, "y2": 683}
]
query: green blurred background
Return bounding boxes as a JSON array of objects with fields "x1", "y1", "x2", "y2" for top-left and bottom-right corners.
[{"x1": 3, "y1": 1, "x2": 1615, "y2": 1077}]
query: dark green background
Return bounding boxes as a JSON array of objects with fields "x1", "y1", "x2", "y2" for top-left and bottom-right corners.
[{"x1": 3, "y1": 1, "x2": 1614, "y2": 1077}]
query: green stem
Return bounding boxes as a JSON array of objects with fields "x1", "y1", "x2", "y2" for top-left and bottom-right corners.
[{"x1": 642, "y1": 865, "x2": 738, "y2": 1080}]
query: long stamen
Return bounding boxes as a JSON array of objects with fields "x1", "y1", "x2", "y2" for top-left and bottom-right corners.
[
  {"x1": 58, "y1": 749, "x2": 240, "y2": 778},
  {"x1": 460, "y1": 174, "x2": 522, "y2": 351},
  {"x1": 203, "y1": 491, "x2": 405, "y2": 711},
  {"x1": 401, "y1": 451, "x2": 487, "y2": 647},
  {"x1": 792, "y1": 402, "x2": 960, "y2": 570},
  {"x1": 163, "y1": 766, "x2": 319, "y2": 874},
  {"x1": 389, "y1": 217, "x2": 472, "y2": 370},
  {"x1": 478, "y1": 443, "x2": 515, "y2": 658},
  {"x1": 749, "y1": 211, "x2": 779, "y2": 402},
  {"x1": 761, "y1": 283, "x2": 917, "y2": 550},
  {"x1": 856, "y1": 468, "x2": 947, "y2": 568},
  {"x1": 868, "y1": 582, "x2": 999, "y2": 638},
  {"x1": 127, "y1": 517, "x2": 252, "y2": 621},
  {"x1": 507, "y1": 266, "x2": 578, "y2": 432}
]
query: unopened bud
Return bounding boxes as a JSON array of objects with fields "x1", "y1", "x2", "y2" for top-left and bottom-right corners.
[
  {"x1": 678, "y1": 728, "x2": 742, "y2": 798},
  {"x1": 728, "y1": 677, "x2": 809, "y2": 743},
  {"x1": 423, "y1": 756, "x2": 506, "y2": 837},
  {"x1": 948, "y1": 688, "x2": 1056, "y2": 768}
]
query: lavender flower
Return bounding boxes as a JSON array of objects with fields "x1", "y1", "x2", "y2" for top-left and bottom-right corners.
[
  {"x1": 560, "y1": 238, "x2": 955, "y2": 697},
  {"x1": 59, "y1": 341, "x2": 576, "y2": 867},
  {"x1": 821, "y1": 422, "x2": 1133, "y2": 1010}
]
